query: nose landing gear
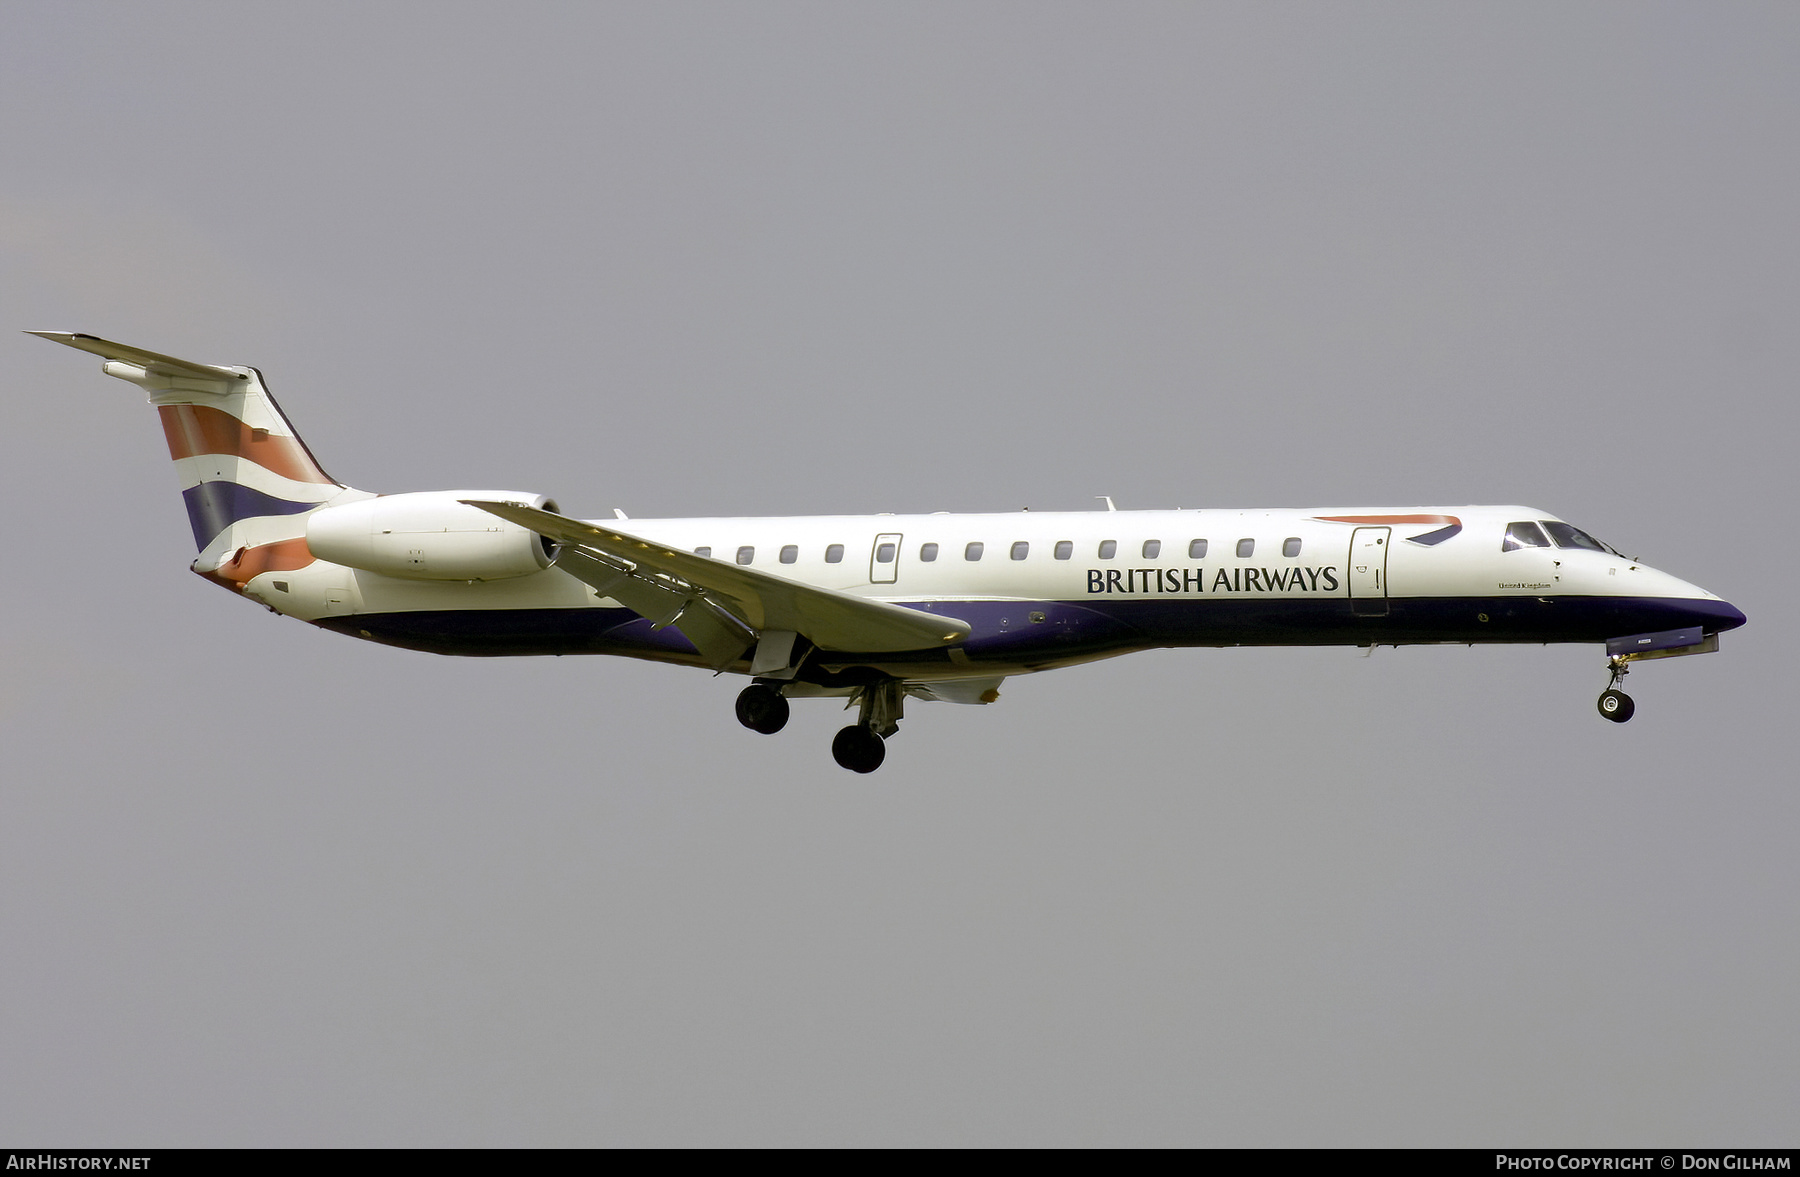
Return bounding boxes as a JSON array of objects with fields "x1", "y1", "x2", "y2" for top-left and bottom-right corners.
[
  {"x1": 1597, "y1": 658, "x2": 1634, "y2": 723},
  {"x1": 1592, "y1": 628, "x2": 1726, "y2": 724}
]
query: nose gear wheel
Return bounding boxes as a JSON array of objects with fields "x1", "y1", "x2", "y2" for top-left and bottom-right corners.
[
  {"x1": 1597, "y1": 689, "x2": 1634, "y2": 722},
  {"x1": 1597, "y1": 657, "x2": 1635, "y2": 723}
]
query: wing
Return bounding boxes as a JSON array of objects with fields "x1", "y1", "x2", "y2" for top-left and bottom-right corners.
[{"x1": 462, "y1": 500, "x2": 971, "y2": 667}]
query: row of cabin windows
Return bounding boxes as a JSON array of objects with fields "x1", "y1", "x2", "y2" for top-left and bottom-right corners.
[
  {"x1": 693, "y1": 544, "x2": 847, "y2": 565},
  {"x1": 693, "y1": 537, "x2": 1306, "y2": 566}
]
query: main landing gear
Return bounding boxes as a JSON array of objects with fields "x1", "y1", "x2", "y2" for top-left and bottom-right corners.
[
  {"x1": 1597, "y1": 657, "x2": 1635, "y2": 723},
  {"x1": 734, "y1": 678, "x2": 904, "y2": 772},
  {"x1": 831, "y1": 724, "x2": 885, "y2": 774},
  {"x1": 735, "y1": 681, "x2": 790, "y2": 734},
  {"x1": 832, "y1": 679, "x2": 902, "y2": 774}
]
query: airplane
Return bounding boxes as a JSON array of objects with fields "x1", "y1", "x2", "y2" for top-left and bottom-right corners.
[{"x1": 31, "y1": 331, "x2": 1747, "y2": 772}]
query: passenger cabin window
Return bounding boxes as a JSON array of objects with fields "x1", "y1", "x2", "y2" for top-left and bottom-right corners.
[
  {"x1": 965, "y1": 542, "x2": 984, "y2": 561},
  {"x1": 694, "y1": 546, "x2": 712, "y2": 558},
  {"x1": 1236, "y1": 538, "x2": 1255, "y2": 558},
  {"x1": 1283, "y1": 537, "x2": 1302, "y2": 557},
  {"x1": 736, "y1": 546, "x2": 755, "y2": 565},
  {"x1": 825, "y1": 544, "x2": 844, "y2": 563},
  {"x1": 920, "y1": 543, "x2": 939, "y2": 562},
  {"x1": 1011, "y1": 541, "x2": 1029, "y2": 560},
  {"x1": 1098, "y1": 540, "x2": 1117, "y2": 559},
  {"x1": 1541, "y1": 521, "x2": 1608, "y2": 553},
  {"x1": 1502, "y1": 521, "x2": 1551, "y2": 551},
  {"x1": 779, "y1": 545, "x2": 798, "y2": 564},
  {"x1": 1054, "y1": 540, "x2": 1073, "y2": 560},
  {"x1": 1189, "y1": 539, "x2": 1207, "y2": 559},
  {"x1": 1142, "y1": 539, "x2": 1161, "y2": 559},
  {"x1": 875, "y1": 542, "x2": 896, "y2": 563}
]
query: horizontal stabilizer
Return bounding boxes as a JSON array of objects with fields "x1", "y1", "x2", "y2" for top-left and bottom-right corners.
[
  {"x1": 464, "y1": 501, "x2": 971, "y2": 654},
  {"x1": 26, "y1": 331, "x2": 243, "y2": 382}
]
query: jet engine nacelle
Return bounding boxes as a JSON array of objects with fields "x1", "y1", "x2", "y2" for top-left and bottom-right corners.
[{"x1": 306, "y1": 490, "x2": 560, "y2": 581}]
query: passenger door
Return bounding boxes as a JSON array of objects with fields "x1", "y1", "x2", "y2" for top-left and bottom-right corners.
[{"x1": 1349, "y1": 526, "x2": 1389, "y2": 616}]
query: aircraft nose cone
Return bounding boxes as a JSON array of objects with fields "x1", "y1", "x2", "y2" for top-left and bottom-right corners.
[
  {"x1": 1687, "y1": 597, "x2": 1747, "y2": 633},
  {"x1": 1712, "y1": 599, "x2": 1748, "y2": 632}
]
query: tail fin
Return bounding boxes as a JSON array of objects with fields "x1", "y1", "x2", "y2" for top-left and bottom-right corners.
[{"x1": 29, "y1": 331, "x2": 369, "y2": 588}]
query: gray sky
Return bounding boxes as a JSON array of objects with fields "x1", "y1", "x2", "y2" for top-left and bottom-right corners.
[{"x1": 2, "y1": 1, "x2": 1795, "y2": 1146}]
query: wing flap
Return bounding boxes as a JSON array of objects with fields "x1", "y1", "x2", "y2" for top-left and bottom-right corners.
[
  {"x1": 555, "y1": 546, "x2": 755, "y2": 667},
  {"x1": 906, "y1": 677, "x2": 1005, "y2": 704},
  {"x1": 465, "y1": 501, "x2": 970, "y2": 654}
]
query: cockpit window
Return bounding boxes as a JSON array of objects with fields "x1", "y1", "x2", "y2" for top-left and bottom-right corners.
[
  {"x1": 1502, "y1": 521, "x2": 1551, "y2": 551},
  {"x1": 1541, "y1": 521, "x2": 1609, "y2": 553}
]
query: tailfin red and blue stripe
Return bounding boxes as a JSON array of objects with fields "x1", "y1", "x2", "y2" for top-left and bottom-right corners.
[{"x1": 28, "y1": 332, "x2": 371, "y2": 592}]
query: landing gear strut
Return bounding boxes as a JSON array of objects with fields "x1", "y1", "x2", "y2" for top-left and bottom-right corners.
[
  {"x1": 832, "y1": 679, "x2": 903, "y2": 773},
  {"x1": 1597, "y1": 658, "x2": 1635, "y2": 723},
  {"x1": 735, "y1": 681, "x2": 790, "y2": 734}
]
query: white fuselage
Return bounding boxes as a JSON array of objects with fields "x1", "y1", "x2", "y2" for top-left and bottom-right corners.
[{"x1": 249, "y1": 503, "x2": 1738, "y2": 682}]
